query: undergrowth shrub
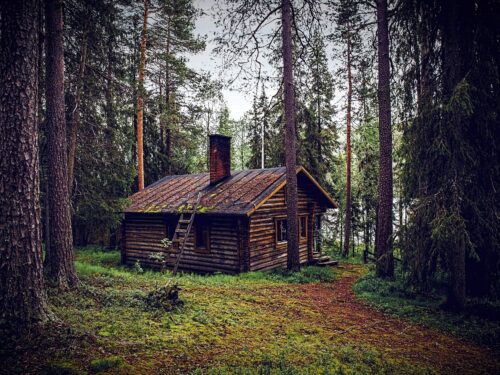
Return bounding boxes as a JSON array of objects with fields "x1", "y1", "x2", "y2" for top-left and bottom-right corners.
[{"x1": 144, "y1": 284, "x2": 183, "y2": 311}]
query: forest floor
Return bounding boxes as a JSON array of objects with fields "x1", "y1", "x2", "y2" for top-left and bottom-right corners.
[{"x1": 3, "y1": 247, "x2": 500, "y2": 375}]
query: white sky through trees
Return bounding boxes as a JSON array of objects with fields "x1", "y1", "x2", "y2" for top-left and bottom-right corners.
[
  {"x1": 187, "y1": 0, "x2": 357, "y2": 128},
  {"x1": 188, "y1": 0, "x2": 252, "y2": 120}
]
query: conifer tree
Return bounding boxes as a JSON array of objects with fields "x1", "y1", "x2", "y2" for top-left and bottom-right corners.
[
  {"x1": 375, "y1": 0, "x2": 394, "y2": 278},
  {"x1": 333, "y1": 0, "x2": 362, "y2": 258},
  {"x1": 44, "y1": 0, "x2": 78, "y2": 288},
  {"x1": 136, "y1": 0, "x2": 149, "y2": 190},
  {"x1": 0, "y1": 0, "x2": 50, "y2": 330}
]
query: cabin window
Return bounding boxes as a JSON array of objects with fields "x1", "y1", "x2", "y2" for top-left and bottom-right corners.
[
  {"x1": 194, "y1": 219, "x2": 210, "y2": 252},
  {"x1": 166, "y1": 222, "x2": 176, "y2": 241},
  {"x1": 300, "y1": 216, "x2": 307, "y2": 239},
  {"x1": 276, "y1": 219, "x2": 288, "y2": 243}
]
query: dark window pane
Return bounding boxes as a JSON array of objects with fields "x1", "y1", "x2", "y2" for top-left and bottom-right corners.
[
  {"x1": 167, "y1": 223, "x2": 176, "y2": 240},
  {"x1": 277, "y1": 219, "x2": 287, "y2": 242},
  {"x1": 300, "y1": 217, "x2": 307, "y2": 238},
  {"x1": 196, "y1": 223, "x2": 206, "y2": 248}
]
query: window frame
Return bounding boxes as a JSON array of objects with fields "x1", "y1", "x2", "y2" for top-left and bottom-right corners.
[
  {"x1": 193, "y1": 218, "x2": 211, "y2": 253},
  {"x1": 299, "y1": 215, "x2": 308, "y2": 241},
  {"x1": 275, "y1": 217, "x2": 288, "y2": 244},
  {"x1": 166, "y1": 222, "x2": 176, "y2": 241}
]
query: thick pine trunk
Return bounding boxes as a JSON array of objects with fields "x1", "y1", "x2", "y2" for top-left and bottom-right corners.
[
  {"x1": 136, "y1": 0, "x2": 149, "y2": 191},
  {"x1": 281, "y1": 0, "x2": 300, "y2": 271},
  {"x1": 375, "y1": 0, "x2": 394, "y2": 278},
  {"x1": 44, "y1": 0, "x2": 78, "y2": 289},
  {"x1": 0, "y1": 0, "x2": 50, "y2": 330},
  {"x1": 343, "y1": 37, "x2": 353, "y2": 258}
]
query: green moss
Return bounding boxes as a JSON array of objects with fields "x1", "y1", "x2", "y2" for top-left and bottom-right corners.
[
  {"x1": 41, "y1": 361, "x2": 85, "y2": 375},
  {"x1": 189, "y1": 346, "x2": 434, "y2": 375},
  {"x1": 89, "y1": 356, "x2": 125, "y2": 373}
]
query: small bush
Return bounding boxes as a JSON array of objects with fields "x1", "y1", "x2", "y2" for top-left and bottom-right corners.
[
  {"x1": 144, "y1": 283, "x2": 183, "y2": 311},
  {"x1": 133, "y1": 260, "x2": 144, "y2": 274}
]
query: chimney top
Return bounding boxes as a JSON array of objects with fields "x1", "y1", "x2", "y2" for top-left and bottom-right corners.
[{"x1": 209, "y1": 134, "x2": 231, "y2": 185}]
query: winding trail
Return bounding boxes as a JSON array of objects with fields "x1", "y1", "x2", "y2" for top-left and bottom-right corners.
[{"x1": 279, "y1": 265, "x2": 500, "y2": 374}]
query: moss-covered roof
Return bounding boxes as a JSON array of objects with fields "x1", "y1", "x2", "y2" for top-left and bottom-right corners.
[{"x1": 124, "y1": 166, "x2": 337, "y2": 216}]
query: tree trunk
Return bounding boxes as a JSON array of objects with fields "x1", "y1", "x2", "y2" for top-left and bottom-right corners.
[
  {"x1": 375, "y1": 0, "x2": 394, "y2": 278},
  {"x1": 315, "y1": 215, "x2": 322, "y2": 253},
  {"x1": 0, "y1": 0, "x2": 50, "y2": 331},
  {"x1": 440, "y1": 0, "x2": 473, "y2": 311},
  {"x1": 164, "y1": 21, "x2": 173, "y2": 174},
  {"x1": 67, "y1": 28, "x2": 88, "y2": 196},
  {"x1": 137, "y1": 0, "x2": 149, "y2": 190},
  {"x1": 343, "y1": 36, "x2": 353, "y2": 258},
  {"x1": 44, "y1": 0, "x2": 78, "y2": 289},
  {"x1": 281, "y1": 0, "x2": 300, "y2": 271},
  {"x1": 339, "y1": 213, "x2": 343, "y2": 254},
  {"x1": 364, "y1": 201, "x2": 369, "y2": 263}
]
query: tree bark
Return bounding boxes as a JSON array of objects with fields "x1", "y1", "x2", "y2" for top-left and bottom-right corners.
[
  {"x1": 440, "y1": 0, "x2": 473, "y2": 311},
  {"x1": 281, "y1": 0, "x2": 300, "y2": 271},
  {"x1": 44, "y1": 0, "x2": 78, "y2": 289},
  {"x1": 137, "y1": 0, "x2": 149, "y2": 190},
  {"x1": 0, "y1": 0, "x2": 50, "y2": 331},
  {"x1": 67, "y1": 28, "x2": 88, "y2": 196},
  {"x1": 375, "y1": 0, "x2": 394, "y2": 278},
  {"x1": 343, "y1": 36, "x2": 353, "y2": 258}
]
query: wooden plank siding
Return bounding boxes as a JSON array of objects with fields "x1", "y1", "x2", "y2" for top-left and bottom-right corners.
[
  {"x1": 121, "y1": 172, "x2": 332, "y2": 274},
  {"x1": 121, "y1": 213, "x2": 241, "y2": 273},
  {"x1": 247, "y1": 183, "x2": 325, "y2": 271}
]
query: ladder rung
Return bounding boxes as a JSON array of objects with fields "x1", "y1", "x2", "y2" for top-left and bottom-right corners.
[
  {"x1": 176, "y1": 229, "x2": 188, "y2": 234},
  {"x1": 178, "y1": 220, "x2": 190, "y2": 225}
]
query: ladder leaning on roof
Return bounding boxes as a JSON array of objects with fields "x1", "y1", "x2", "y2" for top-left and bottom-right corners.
[{"x1": 170, "y1": 192, "x2": 202, "y2": 277}]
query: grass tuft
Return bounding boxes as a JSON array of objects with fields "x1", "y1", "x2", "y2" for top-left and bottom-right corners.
[{"x1": 89, "y1": 356, "x2": 125, "y2": 373}]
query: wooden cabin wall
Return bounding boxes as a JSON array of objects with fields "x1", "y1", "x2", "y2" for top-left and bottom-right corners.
[
  {"x1": 248, "y1": 183, "x2": 325, "y2": 271},
  {"x1": 121, "y1": 213, "x2": 241, "y2": 273}
]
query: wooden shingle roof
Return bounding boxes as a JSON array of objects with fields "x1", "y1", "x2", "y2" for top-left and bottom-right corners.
[{"x1": 124, "y1": 166, "x2": 337, "y2": 216}]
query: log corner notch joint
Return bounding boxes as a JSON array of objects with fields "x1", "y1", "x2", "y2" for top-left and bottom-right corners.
[{"x1": 121, "y1": 135, "x2": 337, "y2": 274}]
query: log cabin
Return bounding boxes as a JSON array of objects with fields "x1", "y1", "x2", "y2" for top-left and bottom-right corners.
[{"x1": 121, "y1": 134, "x2": 337, "y2": 273}]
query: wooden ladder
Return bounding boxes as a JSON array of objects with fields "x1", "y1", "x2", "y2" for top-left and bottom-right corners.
[{"x1": 170, "y1": 192, "x2": 202, "y2": 277}]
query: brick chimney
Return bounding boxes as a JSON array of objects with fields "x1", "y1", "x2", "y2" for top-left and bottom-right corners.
[{"x1": 209, "y1": 134, "x2": 231, "y2": 185}]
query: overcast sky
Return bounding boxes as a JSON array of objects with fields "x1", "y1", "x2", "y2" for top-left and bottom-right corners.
[
  {"x1": 186, "y1": 0, "x2": 252, "y2": 120},
  {"x1": 186, "y1": 0, "x2": 351, "y2": 124}
]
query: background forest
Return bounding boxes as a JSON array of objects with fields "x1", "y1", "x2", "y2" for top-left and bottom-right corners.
[
  {"x1": 1, "y1": 0, "x2": 499, "y2": 369},
  {"x1": 31, "y1": 0, "x2": 498, "y2": 305}
]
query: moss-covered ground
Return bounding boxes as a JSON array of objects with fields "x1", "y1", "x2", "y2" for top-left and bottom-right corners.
[{"x1": 2, "y1": 247, "x2": 499, "y2": 374}]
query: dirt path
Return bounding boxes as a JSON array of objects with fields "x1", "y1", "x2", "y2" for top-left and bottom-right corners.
[{"x1": 283, "y1": 265, "x2": 500, "y2": 374}]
